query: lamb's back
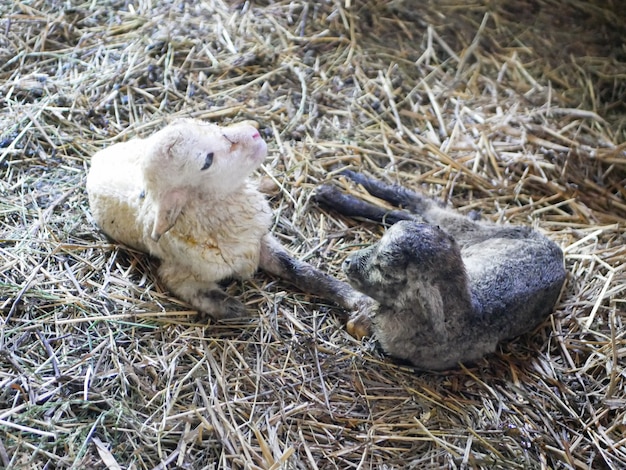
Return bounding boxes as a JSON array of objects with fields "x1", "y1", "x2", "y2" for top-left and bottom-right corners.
[
  {"x1": 86, "y1": 139, "x2": 152, "y2": 252},
  {"x1": 463, "y1": 232, "x2": 565, "y2": 340}
]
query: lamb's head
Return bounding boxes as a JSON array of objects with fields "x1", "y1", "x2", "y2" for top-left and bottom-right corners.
[
  {"x1": 141, "y1": 119, "x2": 267, "y2": 240},
  {"x1": 343, "y1": 220, "x2": 465, "y2": 306}
]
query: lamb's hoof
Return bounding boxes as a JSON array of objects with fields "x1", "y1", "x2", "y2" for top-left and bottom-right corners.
[
  {"x1": 195, "y1": 291, "x2": 249, "y2": 321},
  {"x1": 217, "y1": 297, "x2": 249, "y2": 320},
  {"x1": 313, "y1": 184, "x2": 341, "y2": 206},
  {"x1": 347, "y1": 311, "x2": 373, "y2": 340}
]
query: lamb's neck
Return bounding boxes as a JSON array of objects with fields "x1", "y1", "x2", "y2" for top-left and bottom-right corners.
[
  {"x1": 201, "y1": 182, "x2": 252, "y2": 201},
  {"x1": 439, "y1": 278, "x2": 477, "y2": 329},
  {"x1": 385, "y1": 276, "x2": 476, "y2": 338}
]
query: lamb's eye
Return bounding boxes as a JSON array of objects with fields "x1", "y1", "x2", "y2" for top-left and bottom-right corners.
[{"x1": 200, "y1": 152, "x2": 214, "y2": 171}]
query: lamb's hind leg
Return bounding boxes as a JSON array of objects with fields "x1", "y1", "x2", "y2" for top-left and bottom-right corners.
[
  {"x1": 340, "y1": 170, "x2": 482, "y2": 239},
  {"x1": 259, "y1": 234, "x2": 376, "y2": 332}
]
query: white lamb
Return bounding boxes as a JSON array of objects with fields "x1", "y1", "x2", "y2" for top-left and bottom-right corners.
[{"x1": 87, "y1": 118, "x2": 371, "y2": 319}]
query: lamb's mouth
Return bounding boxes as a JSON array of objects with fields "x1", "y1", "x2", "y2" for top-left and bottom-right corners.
[{"x1": 250, "y1": 140, "x2": 268, "y2": 162}]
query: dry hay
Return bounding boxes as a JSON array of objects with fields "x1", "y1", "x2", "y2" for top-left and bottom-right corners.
[{"x1": 0, "y1": 0, "x2": 625, "y2": 468}]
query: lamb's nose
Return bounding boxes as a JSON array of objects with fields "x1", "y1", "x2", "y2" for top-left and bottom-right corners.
[{"x1": 223, "y1": 122, "x2": 263, "y2": 143}]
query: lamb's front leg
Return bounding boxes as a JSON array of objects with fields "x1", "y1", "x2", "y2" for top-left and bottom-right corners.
[
  {"x1": 158, "y1": 263, "x2": 247, "y2": 320},
  {"x1": 340, "y1": 171, "x2": 484, "y2": 239},
  {"x1": 314, "y1": 184, "x2": 416, "y2": 226},
  {"x1": 341, "y1": 170, "x2": 437, "y2": 214},
  {"x1": 259, "y1": 234, "x2": 376, "y2": 335}
]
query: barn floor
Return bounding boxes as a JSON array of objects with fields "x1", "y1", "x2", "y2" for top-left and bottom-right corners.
[{"x1": 1, "y1": 1, "x2": 625, "y2": 468}]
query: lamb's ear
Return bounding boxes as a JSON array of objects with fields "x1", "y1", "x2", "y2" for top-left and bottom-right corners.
[{"x1": 151, "y1": 189, "x2": 187, "y2": 241}]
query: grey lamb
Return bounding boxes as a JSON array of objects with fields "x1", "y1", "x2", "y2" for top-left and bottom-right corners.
[{"x1": 315, "y1": 171, "x2": 566, "y2": 370}]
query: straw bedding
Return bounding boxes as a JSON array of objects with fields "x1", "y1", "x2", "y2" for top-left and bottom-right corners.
[{"x1": 1, "y1": 0, "x2": 624, "y2": 468}]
